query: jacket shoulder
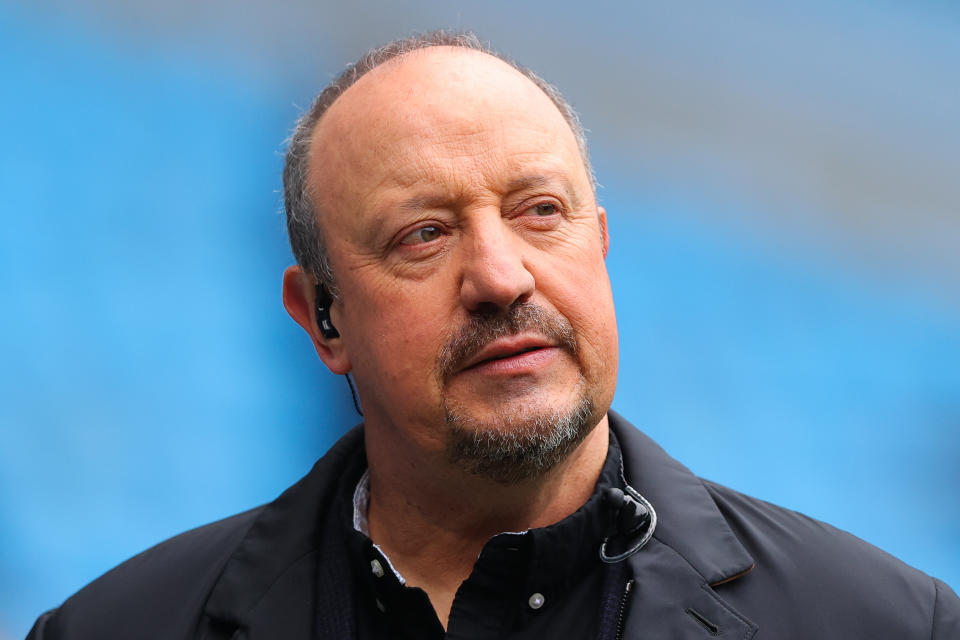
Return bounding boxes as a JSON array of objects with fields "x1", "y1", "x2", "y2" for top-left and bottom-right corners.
[
  {"x1": 702, "y1": 480, "x2": 960, "y2": 638},
  {"x1": 29, "y1": 425, "x2": 367, "y2": 640},
  {"x1": 29, "y1": 507, "x2": 262, "y2": 640}
]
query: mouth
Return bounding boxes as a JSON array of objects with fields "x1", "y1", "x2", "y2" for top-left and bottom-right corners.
[
  {"x1": 437, "y1": 302, "x2": 579, "y2": 384},
  {"x1": 458, "y1": 336, "x2": 559, "y2": 374}
]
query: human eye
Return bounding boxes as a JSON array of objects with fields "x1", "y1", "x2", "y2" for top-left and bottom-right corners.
[
  {"x1": 530, "y1": 202, "x2": 559, "y2": 216},
  {"x1": 509, "y1": 198, "x2": 565, "y2": 239},
  {"x1": 398, "y1": 225, "x2": 443, "y2": 246},
  {"x1": 514, "y1": 199, "x2": 564, "y2": 225}
]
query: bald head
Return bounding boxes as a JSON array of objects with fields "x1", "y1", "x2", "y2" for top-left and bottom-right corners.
[{"x1": 283, "y1": 31, "x2": 593, "y2": 294}]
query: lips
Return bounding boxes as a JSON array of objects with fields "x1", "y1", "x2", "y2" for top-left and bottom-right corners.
[
  {"x1": 458, "y1": 335, "x2": 557, "y2": 372},
  {"x1": 437, "y1": 302, "x2": 578, "y2": 383}
]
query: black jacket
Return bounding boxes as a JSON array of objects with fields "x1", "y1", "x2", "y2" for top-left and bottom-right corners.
[{"x1": 29, "y1": 412, "x2": 960, "y2": 639}]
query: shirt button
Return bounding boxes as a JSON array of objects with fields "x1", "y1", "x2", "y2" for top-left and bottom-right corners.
[
  {"x1": 528, "y1": 592, "x2": 545, "y2": 610},
  {"x1": 370, "y1": 558, "x2": 385, "y2": 578}
]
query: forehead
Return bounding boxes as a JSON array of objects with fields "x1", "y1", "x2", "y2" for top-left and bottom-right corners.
[{"x1": 307, "y1": 48, "x2": 588, "y2": 229}]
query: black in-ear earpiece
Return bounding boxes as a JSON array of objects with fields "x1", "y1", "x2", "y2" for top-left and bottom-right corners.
[{"x1": 314, "y1": 284, "x2": 340, "y2": 339}]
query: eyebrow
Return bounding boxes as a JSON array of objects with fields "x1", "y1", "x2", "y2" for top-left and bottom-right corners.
[
  {"x1": 395, "y1": 173, "x2": 581, "y2": 213},
  {"x1": 507, "y1": 173, "x2": 586, "y2": 211},
  {"x1": 505, "y1": 173, "x2": 578, "y2": 199},
  {"x1": 397, "y1": 193, "x2": 450, "y2": 213}
]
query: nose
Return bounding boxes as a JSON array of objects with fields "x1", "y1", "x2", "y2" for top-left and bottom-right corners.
[{"x1": 459, "y1": 217, "x2": 535, "y2": 313}]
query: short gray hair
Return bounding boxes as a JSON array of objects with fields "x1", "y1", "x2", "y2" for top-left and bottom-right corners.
[{"x1": 282, "y1": 30, "x2": 594, "y2": 297}]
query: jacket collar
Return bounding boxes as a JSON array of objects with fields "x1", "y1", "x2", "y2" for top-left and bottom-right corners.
[
  {"x1": 610, "y1": 411, "x2": 758, "y2": 640},
  {"x1": 203, "y1": 414, "x2": 755, "y2": 638},
  {"x1": 610, "y1": 410, "x2": 754, "y2": 586}
]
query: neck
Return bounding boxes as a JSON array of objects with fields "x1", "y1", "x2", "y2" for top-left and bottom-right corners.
[{"x1": 363, "y1": 414, "x2": 610, "y2": 627}]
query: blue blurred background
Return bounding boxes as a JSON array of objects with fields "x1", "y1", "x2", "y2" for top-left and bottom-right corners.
[{"x1": 1, "y1": 1, "x2": 958, "y2": 636}]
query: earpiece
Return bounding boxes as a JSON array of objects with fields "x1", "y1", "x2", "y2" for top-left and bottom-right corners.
[
  {"x1": 314, "y1": 284, "x2": 340, "y2": 339},
  {"x1": 314, "y1": 284, "x2": 360, "y2": 416}
]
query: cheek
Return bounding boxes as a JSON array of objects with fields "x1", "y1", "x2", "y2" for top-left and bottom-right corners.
[
  {"x1": 537, "y1": 248, "x2": 618, "y2": 365},
  {"x1": 341, "y1": 285, "x2": 451, "y2": 394}
]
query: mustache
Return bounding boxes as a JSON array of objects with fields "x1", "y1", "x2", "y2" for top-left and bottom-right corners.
[{"x1": 437, "y1": 302, "x2": 577, "y2": 383}]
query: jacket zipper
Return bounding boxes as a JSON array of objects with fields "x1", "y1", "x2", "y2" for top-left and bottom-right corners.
[{"x1": 614, "y1": 579, "x2": 635, "y2": 640}]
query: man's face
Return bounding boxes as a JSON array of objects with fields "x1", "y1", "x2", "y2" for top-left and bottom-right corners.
[{"x1": 307, "y1": 48, "x2": 618, "y2": 476}]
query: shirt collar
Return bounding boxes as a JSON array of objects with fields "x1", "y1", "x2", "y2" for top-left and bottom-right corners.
[{"x1": 342, "y1": 428, "x2": 626, "y2": 616}]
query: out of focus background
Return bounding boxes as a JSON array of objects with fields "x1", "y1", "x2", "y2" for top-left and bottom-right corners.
[{"x1": 2, "y1": 1, "x2": 958, "y2": 635}]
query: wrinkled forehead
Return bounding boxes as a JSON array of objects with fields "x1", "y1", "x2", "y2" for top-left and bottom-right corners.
[{"x1": 306, "y1": 47, "x2": 587, "y2": 222}]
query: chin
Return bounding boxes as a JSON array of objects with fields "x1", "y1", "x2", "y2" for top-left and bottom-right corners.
[{"x1": 442, "y1": 379, "x2": 598, "y2": 484}]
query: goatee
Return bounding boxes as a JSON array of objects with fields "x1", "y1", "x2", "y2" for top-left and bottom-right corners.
[
  {"x1": 444, "y1": 391, "x2": 595, "y2": 484},
  {"x1": 438, "y1": 302, "x2": 596, "y2": 484}
]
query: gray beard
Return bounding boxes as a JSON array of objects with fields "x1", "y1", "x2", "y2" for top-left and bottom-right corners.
[
  {"x1": 443, "y1": 391, "x2": 595, "y2": 484},
  {"x1": 437, "y1": 301, "x2": 596, "y2": 484}
]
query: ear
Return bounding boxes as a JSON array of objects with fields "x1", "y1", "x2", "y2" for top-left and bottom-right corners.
[
  {"x1": 282, "y1": 265, "x2": 352, "y2": 375},
  {"x1": 598, "y1": 205, "x2": 610, "y2": 258}
]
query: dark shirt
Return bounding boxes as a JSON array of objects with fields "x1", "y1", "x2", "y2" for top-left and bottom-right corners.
[{"x1": 340, "y1": 432, "x2": 630, "y2": 639}]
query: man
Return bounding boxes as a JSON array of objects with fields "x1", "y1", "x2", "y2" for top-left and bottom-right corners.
[{"x1": 29, "y1": 31, "x2": 959, "y2": 639}]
